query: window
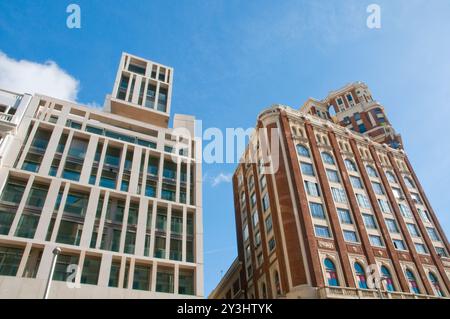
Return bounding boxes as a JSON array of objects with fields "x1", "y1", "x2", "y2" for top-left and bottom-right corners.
[
  {"x1": 296, "y1": 144, "x2": 310, "y2": 157},
  {"x1": 415, "y1": 243, "x2": 428, "y2": 254},
  {"x1": 309, "y1": 202, "x2": 325, "y2": 219},
  {"x1": 369, "y1": 235, "x2": 384, "y2": 247},
  {"x1": 254, "y1": 231, "x2": 261, "y2": 247},
  {"x1": 436, "y1": 247, "x2": 448, "y2": 258},
  {"x1": 53, "y1": 254, "x2": 79, "y2": 282},
  {"x1": 268, "y1": 237, "x2": 276, "y2": 251},
  {"x1": 403, "y1": 176, "x2": 415, "y2": 189},
  {"x1": 250, "y1": 192, "x2": 256, "y2": 207},
  {"x1": 429, "y1": 272, "x2": 444, "y2": 297},
  {"x1": 81, "y1": 256, "x2": 101, "y2": 285},
  {"x1": 156, "y1": 267, "x2": 174, "y2": 293},
  {"x1": 243, "y1": 224, "x2": 249, "y2": 241},
  {"x1": 315, "y1": 225, "x2": 331, "y2": 238},
  {"x1": 406, "y1": 223, "x2": 420, "y2": 237},
  {"x1": 331, "y1": 187, "x2": 347, "y2": 203},
  {"x1": 326, "y1": 169, "x2": 340, "y2": 183},
  {"x1": 366, "y1": 165, "x2": 378, "y2": 177},
  {"x1": 344, "y1": 159, "x2": 357, "y2": 172},
  {"x1": 350, "y1": 176, "x2": 363, "y2": 189},
  {"x1": 386, "y1": 171, "x2": 396, "y2": 183},
  {"x1": 372, "y1": 182, "x2": 384, "y2": 195},
  {"x1": 426, "y1": 227, "x2": 440, "y2": 242},
  {"x1": 337, "y1": 208, "x2": 352, "y2": 224},
  {"x1": 261, "y1": 212, "x2": 272, "y2": 232},
  {"x1": 393, "y1": 239, "x2": 406, "y2": 251},
  {"x1": 300, "y1": 162, "x2": 314, "y2": 176},
  {"x1": 133, "y1": 265, "x2": 151, "y2": 291},
  {"x1": 248, "y1": 175, "x2": 254, "y2": 189},
  {"x1": 0, "y1": 246, "x2": 24, "y2": 276},
  {"x1": 321, "y1": 152, "x2": 335, "y2": 165},
  {"x1": 410, "y1": 193, "x2": 422, "y2": 205},
  {"x1": 343, "y1": 230, "x2": 358, "y2": 243},
  {"x1": 392, "y1": 187, "x2": 403, "y2": 199},
  {"x1": 260, "y1": 176, "x2": 267, "y2": 190},
  {"x1": 179, "y1": 270, "x2": 195, "y2": 295},
  {"x1": 262, "y1": 194, "x2": 270, "y2": 211},
  {"x1": 252, "y1": 211, "x2": 259, "y2": 228},
  {"x1": 405, "y1": 269, "x2": 420, "y2": 294},
  {"x1": 354, "y1": 262, "x2": 367, "y2": 289},
  {"x1": 378, "y1": 199, "x2": 391, "y2": 214},
  {"x1": 363, "y1": 214, "x2": 377, "y2": 229},
  {"x1": 399, "y1": 204, "x2": 412, "y2": 218},
  {"x1": 381, "y1": 266, "x2": 395, "y2": 292},
  {"x1": 356, "y1": 194, "x2": 371, "y2": 209},
  {"x1": 324, "y1": 258, "x2": 339, "y2": 286},
  {"x1": 305, "y1": 181, "x2": 320, "y2": 197},
  {"x1": 386, "y1": 219, "x2": 399, "y2": 233},
  {"x1": 418, "y1": 208, "x2": 430, "y2": 223}
]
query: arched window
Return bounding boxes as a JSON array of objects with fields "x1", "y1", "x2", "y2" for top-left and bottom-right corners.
[
  {"x1": 274, "y1": 271, "x2": 281, "y2": 295},
  {"x1": 404, "y1": 176, "x2": 415, "y2": 189},
  {"x1": 405, "y1": 269, "x2": 421, "y2": 294},
  {"x1": 429, "y1": 272, "x2": 444, "y2": 297},
  {"x1": 381, "y1": 266, "x2": 395, "y2": 292},
  {"x1": 296, "y1": 144, "x2": 310, "y2": 158},
  {"x1": 386, "y1": 171, "x2": 396, "y2": 183},
  {"x1": 324, "y1": 258, "x2": 339, "y2": 286},
  {"x1": 344, "y1": 159, "x2": 357, "y2": 172},
  {"x1": 366, "y1": 165, "x2": 378, "y2": 177},
  {"x1": 321, "y1": 152, "x2": 335, "y2": 165},
  {"x1": 354, "y1": 262, "x2": 368, "y2": 289}
]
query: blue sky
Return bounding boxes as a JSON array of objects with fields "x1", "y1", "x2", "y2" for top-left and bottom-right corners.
[{"x1": 1, "y1": 0, "x2": 450, "y2": 296}]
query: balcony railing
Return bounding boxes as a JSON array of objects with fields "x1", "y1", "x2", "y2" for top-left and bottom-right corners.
[
  {"x1": 318, "y1": 286, "x2": 446, "y2": 299},
  {"x1": 0, "y1": 112, "x2": 13, "y2": 122}
]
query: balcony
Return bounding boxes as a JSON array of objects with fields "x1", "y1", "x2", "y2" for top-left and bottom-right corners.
[{"x1": 317, "y1": 286, "x2": 446, "y2": 299}]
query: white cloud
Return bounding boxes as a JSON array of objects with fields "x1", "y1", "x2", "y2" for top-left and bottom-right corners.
[
  {"x1": 0, "y1": 51, "x2": 79, "y2": 101},
  {"x1": 211, "y1": 173, "x2": 232, "y2": 187}
]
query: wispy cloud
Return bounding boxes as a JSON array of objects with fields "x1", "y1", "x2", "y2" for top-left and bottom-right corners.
[
  {"x1": 0, "y1": 51, "x2": 79, "y2": 101},
  {"x1": 211, "y1": 172, "x2": 232, "y2": 187}
]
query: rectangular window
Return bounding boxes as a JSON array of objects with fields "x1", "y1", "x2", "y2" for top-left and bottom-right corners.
[
  {"x1": 350, "y1": 176, "x2": 363, "y2": 189},
  {"x1": 343, "y1": 230, "x2": 358, "y2": 243},
  {"x1": 393, "y1": 239, "x2": 407, "y2": 251},
  {"x1": 300, "y1": 162, "x2": 314, "y2": 176},
  {"x1": 418, "y1": 208, "x2": 430, "y2": 223},
  {"x1": 81, "y1": 256, "x2": 101, "y2": 285},
  {"x1": 369, "y1": 235, "x2": 384, "y2": 247},
  {"x1": 385, "y1": 219, "x2": 399, "y2": 233},
  {"x1": 314, "y1": 225, "x2": 331, "y2": 238},
  {"x1": 133, "y1": 265, "x2": 151, "y2": 291},
  {"x1": 363, "y1": 214, "x2": 377, "y2": 229},
  {"x1": 179, "y1": 269, "x2": 194, "y2": 295},
  {"x1": 262, "y1": 194, "x2": 270, "y2": 211},
  {"x1": 331, "y1": 187, "x2": 347, "y2": 203},
  {"x1": 53, "y1": 254, "x2": 79, "y2": 282},
  {"x1": 243, "y1": 224, "x2": 249, "y2": 241},
  {"x1": 337, "y1": 208, "x2": 352, "y2": 224},
  {"x1": 252, "y1": 211, "x2": 259, "y2": 228},
  {"x1": 372, "y1": 182, "x2": 384, "y2": 195},
  {"x1": 326, "y1": 169, "x2": 340, "y2": 183},
  {"x1": 268, "y1": 237, "x2": 276, "y2": 251},
  {"x1": 309, "y1": 202, "x2": 325, "y2": 219},
  {"x1": 426, "y1": 227, "x2": 440, "y2": 242},
  {"x1": 156, "y1": 267, "x2": 174, "y2": 293},
  {"x1": 400, "y1": 204, "x2": 413, "y2": 218},
  {"x1": 305, "y1": 181, "x2": 320, "y2": 197},
  {"x1": 415, "y1": 243, "x2": 428, "y2": 254},
  {"x1": 410, "y1": 193, "x2": 422, "y2": 205},
  {"x1": 250, "y1": 193, "x2": 256, "y2": 207},
  {"x1": 378, "y1": 199, "x2": 391, "y2": 214},
  {"x1": 436, "y1": 247, "x2": 448, "y2": 258},
  {"x1": 356, "y1": 194, "x2": 371, "y2": 209},
  {"x1": 392, "y1": 187, "x2": 403, "y2": 199},
  {"x1": 265, "y1": 215, "x2": 273, "y2": 232},
  {"x1": 0, "y1": 246, "x2": 24, "y2": 276},
  {"x1": 407, "y1": 223, "x2": 420, "y2": 237},
  {"x1": 108, "y1": 261, "x2": 120, "y2": 287}
]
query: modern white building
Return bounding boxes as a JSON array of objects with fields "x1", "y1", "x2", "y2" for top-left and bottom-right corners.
[{"x1": 0, "y1": 52, "x2": 203, "y2": 298}]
